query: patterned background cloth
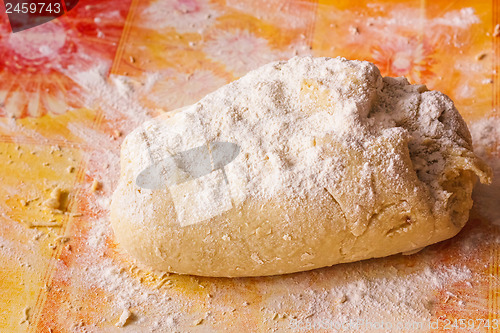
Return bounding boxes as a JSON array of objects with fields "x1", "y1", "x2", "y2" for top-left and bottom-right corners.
[{"x1": 0, "y1": 0, "x2": 499, "y2": 332}]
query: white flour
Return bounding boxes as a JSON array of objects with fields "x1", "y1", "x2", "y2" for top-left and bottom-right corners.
[
  {"x1": 265, "y1": 263, "x2": 472, "y2": 333},
  {"x1": 125, "y1": 56, "x2": 488, "y2": 227}
]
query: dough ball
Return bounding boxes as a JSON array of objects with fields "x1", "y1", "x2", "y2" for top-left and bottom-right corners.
[{"x1": 110, "y1": 57, "x2": 492, "y2": 277}]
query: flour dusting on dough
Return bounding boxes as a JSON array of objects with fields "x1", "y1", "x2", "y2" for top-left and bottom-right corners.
[
  {"x1": 470, "y1": 117, "x2": 500, "y2": 225},
  {"x1": 119, "y1": 57, "x2": 490, "y2": 230}
]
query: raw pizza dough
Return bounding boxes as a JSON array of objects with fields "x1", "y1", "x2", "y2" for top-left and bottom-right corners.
[{"x1": 110, "y1": 56, "x2": 492, "y2": 277}]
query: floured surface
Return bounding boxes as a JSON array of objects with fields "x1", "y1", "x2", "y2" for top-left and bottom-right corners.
[{"x1": 0, "y1": 0, "x2": 499, "y2": 332}]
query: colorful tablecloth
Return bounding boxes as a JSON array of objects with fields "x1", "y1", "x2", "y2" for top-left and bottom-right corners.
[{"x1": 0, "y1": 0, "x2": 499, "y2": 332}]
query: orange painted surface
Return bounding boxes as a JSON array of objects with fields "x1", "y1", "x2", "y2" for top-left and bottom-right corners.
[{"x1": 0, "y1": 0, "x2": 499, "y2": 332}]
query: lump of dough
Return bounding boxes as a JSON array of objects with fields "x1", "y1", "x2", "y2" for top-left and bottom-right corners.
[{"x1": 110, "y1": 56, "x2": 492, "y2": 277}]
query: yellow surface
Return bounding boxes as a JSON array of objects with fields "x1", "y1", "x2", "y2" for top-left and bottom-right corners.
[{"x1": 0, "y1": 0, "x2": 499, "y2": 332}]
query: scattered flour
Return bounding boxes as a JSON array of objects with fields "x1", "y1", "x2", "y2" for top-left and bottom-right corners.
[
  {"x1": 470, "y1": 117, "x2": 500, "y2": 225},
  {"x1": 266, "y1": 263, "x2": 472, "y2": 332},
  {"x1": 104, "y1": 57, "x2": 491, "y2": 329}
]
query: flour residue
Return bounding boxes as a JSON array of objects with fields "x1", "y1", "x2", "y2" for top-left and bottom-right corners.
[{"x1": 470, "y1": 117, "x2": 500, "y2": 225}]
